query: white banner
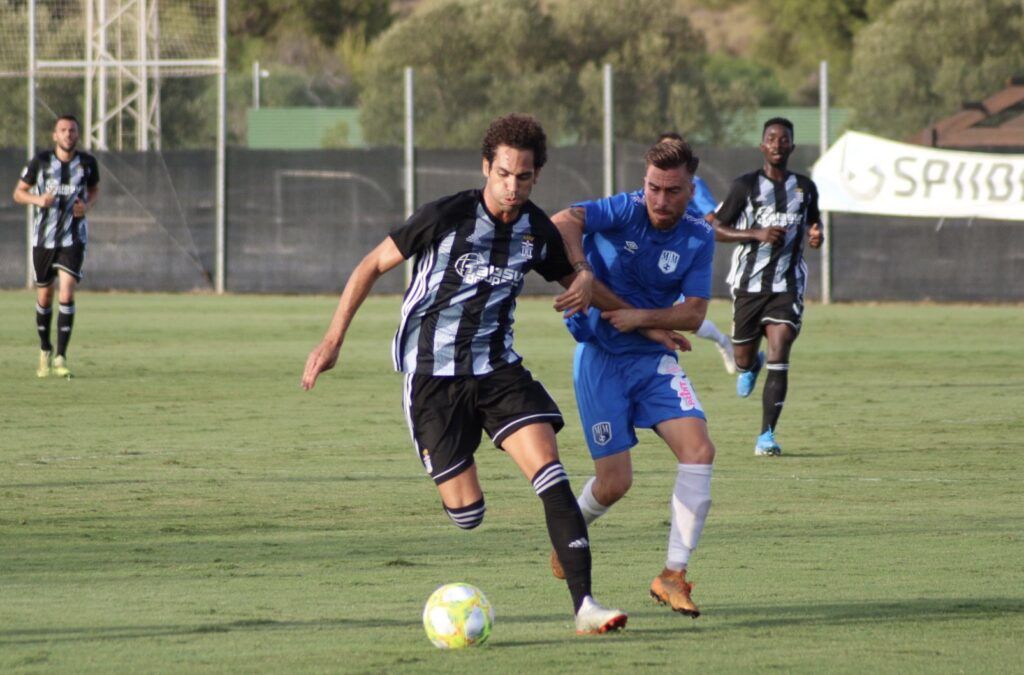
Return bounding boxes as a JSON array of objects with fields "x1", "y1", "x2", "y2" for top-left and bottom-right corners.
[{"x1": 811, "y1": 131, "x2": 1024, "y2": 221}]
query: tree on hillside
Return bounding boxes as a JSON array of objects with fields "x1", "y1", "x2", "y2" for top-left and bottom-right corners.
[
  {"x1": 228, "y1": 0, "x2": 395, "y2": 105},
  {"x1": 359, "y1": 0, "x2": 752, "y2": 147},
  {"x1": 358, "y1": 0, "x2": 572, "y2": 148},
  {"x1": 550, "y1": 0, "x2": 750, "y2": 144},
  {"x1": 227, "y1": 0, "x2": 395, "y2": 142},
  {"x1": 846, "y1": 0, "x2": 1024, "y2": 139},
  {"x1": 755, "y1": 0, "x2": 895, "y2": 104}
]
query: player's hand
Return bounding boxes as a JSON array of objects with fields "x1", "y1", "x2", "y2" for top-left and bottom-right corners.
[
  {"x1": 757, "y1": 226, "x2": 786, "y2": 246},
  {"x1": 640, "y1": 328, "x2": 692, "y2": 352},
  {"x1": 39, "y1": 190, "x2": 57, "y2": 208},
  {"x1": 554, "y1": 269, "x2": 593, "y2": 318},
  {"x1": 301, "y1": 339, "x2": 342, "y2": 390},
  {"x1": 808, "y1": 223, "x2": 824, "y2": 248},
  {"x1": 72, "y1": 199, "x2": 87, "y2": 218},
  {"x1": 600, "y1": 308, "x2": 645, "y2": 333}
]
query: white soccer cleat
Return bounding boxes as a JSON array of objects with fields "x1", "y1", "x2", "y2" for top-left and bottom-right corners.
[
  {"x1": 575, "y1": 596, "x2": 628, "y2": 635},
  {"x1": 716, "y1": 341, "x2": 736, "y2": 375}
]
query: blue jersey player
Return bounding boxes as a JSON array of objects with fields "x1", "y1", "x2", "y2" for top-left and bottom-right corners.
[
  {"x1": 550, "y1": 138, "x2": 717, "y2": 618},
  {"x1": 663, "y1": 133, "x2": 735, "y2": 374}
]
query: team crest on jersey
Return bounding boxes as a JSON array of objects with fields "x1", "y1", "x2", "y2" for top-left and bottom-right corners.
[
  {"x1": 421, "y1": 449, "x2": 433, "y2": 474},
  {"x1": 521, "y1": 234, "x2": 535, "y2": 259},
  {"x1": 591, "y1": 422, "x2": 612, "y2": 446},
  {"x1": 624, "y1": 241, "x2": 639, "y2": 254},
  {"x1": 658, "y1": 250, "x2": 680, "y2": 274}
]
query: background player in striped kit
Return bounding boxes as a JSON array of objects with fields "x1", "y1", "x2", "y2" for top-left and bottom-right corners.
[
  {"x1": 301, "y1": 114, "x2": 627, "y2": 635},
  {"x1": 549, "y1": 137, "x2": 717, "y2": 618},
  {"x1": 711, "y1": 117, "x2": 823, "y2": 456},
  {"x1": 13, "y1": 115, "x2": 100, "y2": 379}
]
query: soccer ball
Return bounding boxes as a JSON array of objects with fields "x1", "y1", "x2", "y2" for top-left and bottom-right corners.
[{"x1": 422, "y1": 583, "x2": 494, "y2": 649}]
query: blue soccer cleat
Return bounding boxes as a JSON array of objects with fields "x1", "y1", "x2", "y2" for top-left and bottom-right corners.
[
  {"x1": 736, "y1": 351, "x2": 764, "y2": 398},
  {"x1": 754, "y1": 428, "x2": 782, "y2": 456}
]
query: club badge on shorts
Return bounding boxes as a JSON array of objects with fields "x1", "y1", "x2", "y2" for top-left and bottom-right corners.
[{"x1": 591, "y1": 422, "x2": 612, "y2": 446}]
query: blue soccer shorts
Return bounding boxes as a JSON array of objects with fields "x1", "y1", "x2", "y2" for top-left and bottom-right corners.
[{"x1": 573, "y1": 343, "x2": 706, "y2": 459}]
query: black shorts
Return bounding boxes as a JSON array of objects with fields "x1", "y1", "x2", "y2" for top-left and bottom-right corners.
[
  {"x1": 403, "y1": 363, "x2": 564, "y2": 485},
  {"x1": 731, "y1": 289, "x2": 804, "y2": 344},
  {"x1": 33, "y1": 244, "x2": 85, "y2": 286}
]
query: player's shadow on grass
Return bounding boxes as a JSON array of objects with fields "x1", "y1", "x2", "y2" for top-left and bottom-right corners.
[
  {"x1": 491, "y1": 597, "x2": 1024, "y2": 644},
  {"x1": 636, "y1": 597, "x2": 1024, "y2": 633},
  {"x1": 0, "y1": 617, "x2": 417, "y2": 646}
]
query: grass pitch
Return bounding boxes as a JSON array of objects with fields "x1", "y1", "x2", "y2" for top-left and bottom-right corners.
[{"x1": 1, "y1": 291, "x2": 1022, "y2": 674}]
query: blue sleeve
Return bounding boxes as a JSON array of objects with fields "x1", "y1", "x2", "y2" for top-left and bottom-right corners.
[
  {"x1": 689, "y1": 177, "x2": 717, "y2": 218},
  {"x1": 573, "y1": 191, "x2": 636, "y2": 234},
  {"x1": 680, "y1": 234, "x2": 714, "y2": 300}
]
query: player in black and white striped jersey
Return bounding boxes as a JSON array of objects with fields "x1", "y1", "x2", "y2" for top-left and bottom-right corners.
[
  {"x1": 13, "y1": 114, "x2": 100, "y2": 379},
  {"x1": 302, "y1": 114, "x2": 628, "y2": 635},
  {"x1": 712, "y1": 117, "x2": 823, "y2": 456}
]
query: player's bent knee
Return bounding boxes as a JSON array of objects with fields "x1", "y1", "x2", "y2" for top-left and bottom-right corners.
[
  {"x1": 680, "y1": 440, "x2": 716, "y2": 465},
  {"x1": 443, "y1": 497, "x2": 486, "y2": 530},
  {"x1": 600, "y1": 473, "x2": 632, "y2": 503}
]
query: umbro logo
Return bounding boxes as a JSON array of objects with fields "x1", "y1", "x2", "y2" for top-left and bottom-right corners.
[{"x1": 567, "y1": 537, "x2": 590, "y2": 549}]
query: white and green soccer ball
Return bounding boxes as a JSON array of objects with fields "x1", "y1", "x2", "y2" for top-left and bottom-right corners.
[{"x1": 422, "y1": 582, "x2": 494, "y2": 649}]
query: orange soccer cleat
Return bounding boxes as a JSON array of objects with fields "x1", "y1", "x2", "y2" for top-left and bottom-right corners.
[{"x1": 649, "y1": 568, "x2": 700, "y2": 618}]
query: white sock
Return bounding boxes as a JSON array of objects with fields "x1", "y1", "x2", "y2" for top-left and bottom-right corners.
[
  {"x1": 695, "y1": 319, "x2": 728, "y2": 346},
  {"x1": 666, "y1": 463, "x2": 713, "y2": 571},
  {"x1": 577, "y1": 476, "x2": 610, "y2": 525}
]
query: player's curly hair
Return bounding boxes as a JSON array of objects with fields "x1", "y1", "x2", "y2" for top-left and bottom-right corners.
[
  {"x1": 645, "y1": 137, "x2": 699, "y2": 174},
  {"x1": 481, "y1": 113, "x2": 547, "y2": 170}
]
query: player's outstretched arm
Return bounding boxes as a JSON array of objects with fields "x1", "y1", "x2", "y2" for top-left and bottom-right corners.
[{"x1": 301, "y1": 237, "x2": 405, "y2": 391}]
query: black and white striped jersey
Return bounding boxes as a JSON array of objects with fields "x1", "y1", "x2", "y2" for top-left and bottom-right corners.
[
  {"x1": 716, "y1": 170, "x2": 820, "y2": 294},
  {"x1": 390, "y1": 189, "x2": 572, "y2": 377},
  {"x1": 20, "y1": 150, "x2": 100, "y2": 249}
]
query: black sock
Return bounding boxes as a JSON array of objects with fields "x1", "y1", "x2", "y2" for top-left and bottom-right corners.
[
  {"x1": 56, "y1": 303, "x2": 75, "y2": 357},
  {"x1": 532, "y1": 461, "x2": 591, "y2": 613},
  {"x1": 36, "y1": 303, "x2": 53, "y2": 352},
  {"x1": 762, "y1": 363, "x2": 789, "y2": 433}
]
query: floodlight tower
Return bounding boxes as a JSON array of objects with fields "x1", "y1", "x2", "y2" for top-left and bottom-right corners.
[{"x1": 84, "y1": 0, "x2": 161, "y2": 150}]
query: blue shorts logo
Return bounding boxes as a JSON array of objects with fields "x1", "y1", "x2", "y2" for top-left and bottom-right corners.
[{"x1": 591, "y1": 422, "x2": 613, "y2": 446}]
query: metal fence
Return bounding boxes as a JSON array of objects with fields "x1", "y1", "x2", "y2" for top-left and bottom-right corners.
[{"x1": 2, "y1": 144, "x2": 1021, "y2": 301}]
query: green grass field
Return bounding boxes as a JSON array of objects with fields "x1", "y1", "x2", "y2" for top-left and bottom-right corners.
[{"x1": 1, "y1": 290, "x2": 1022, "y2": 674}]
